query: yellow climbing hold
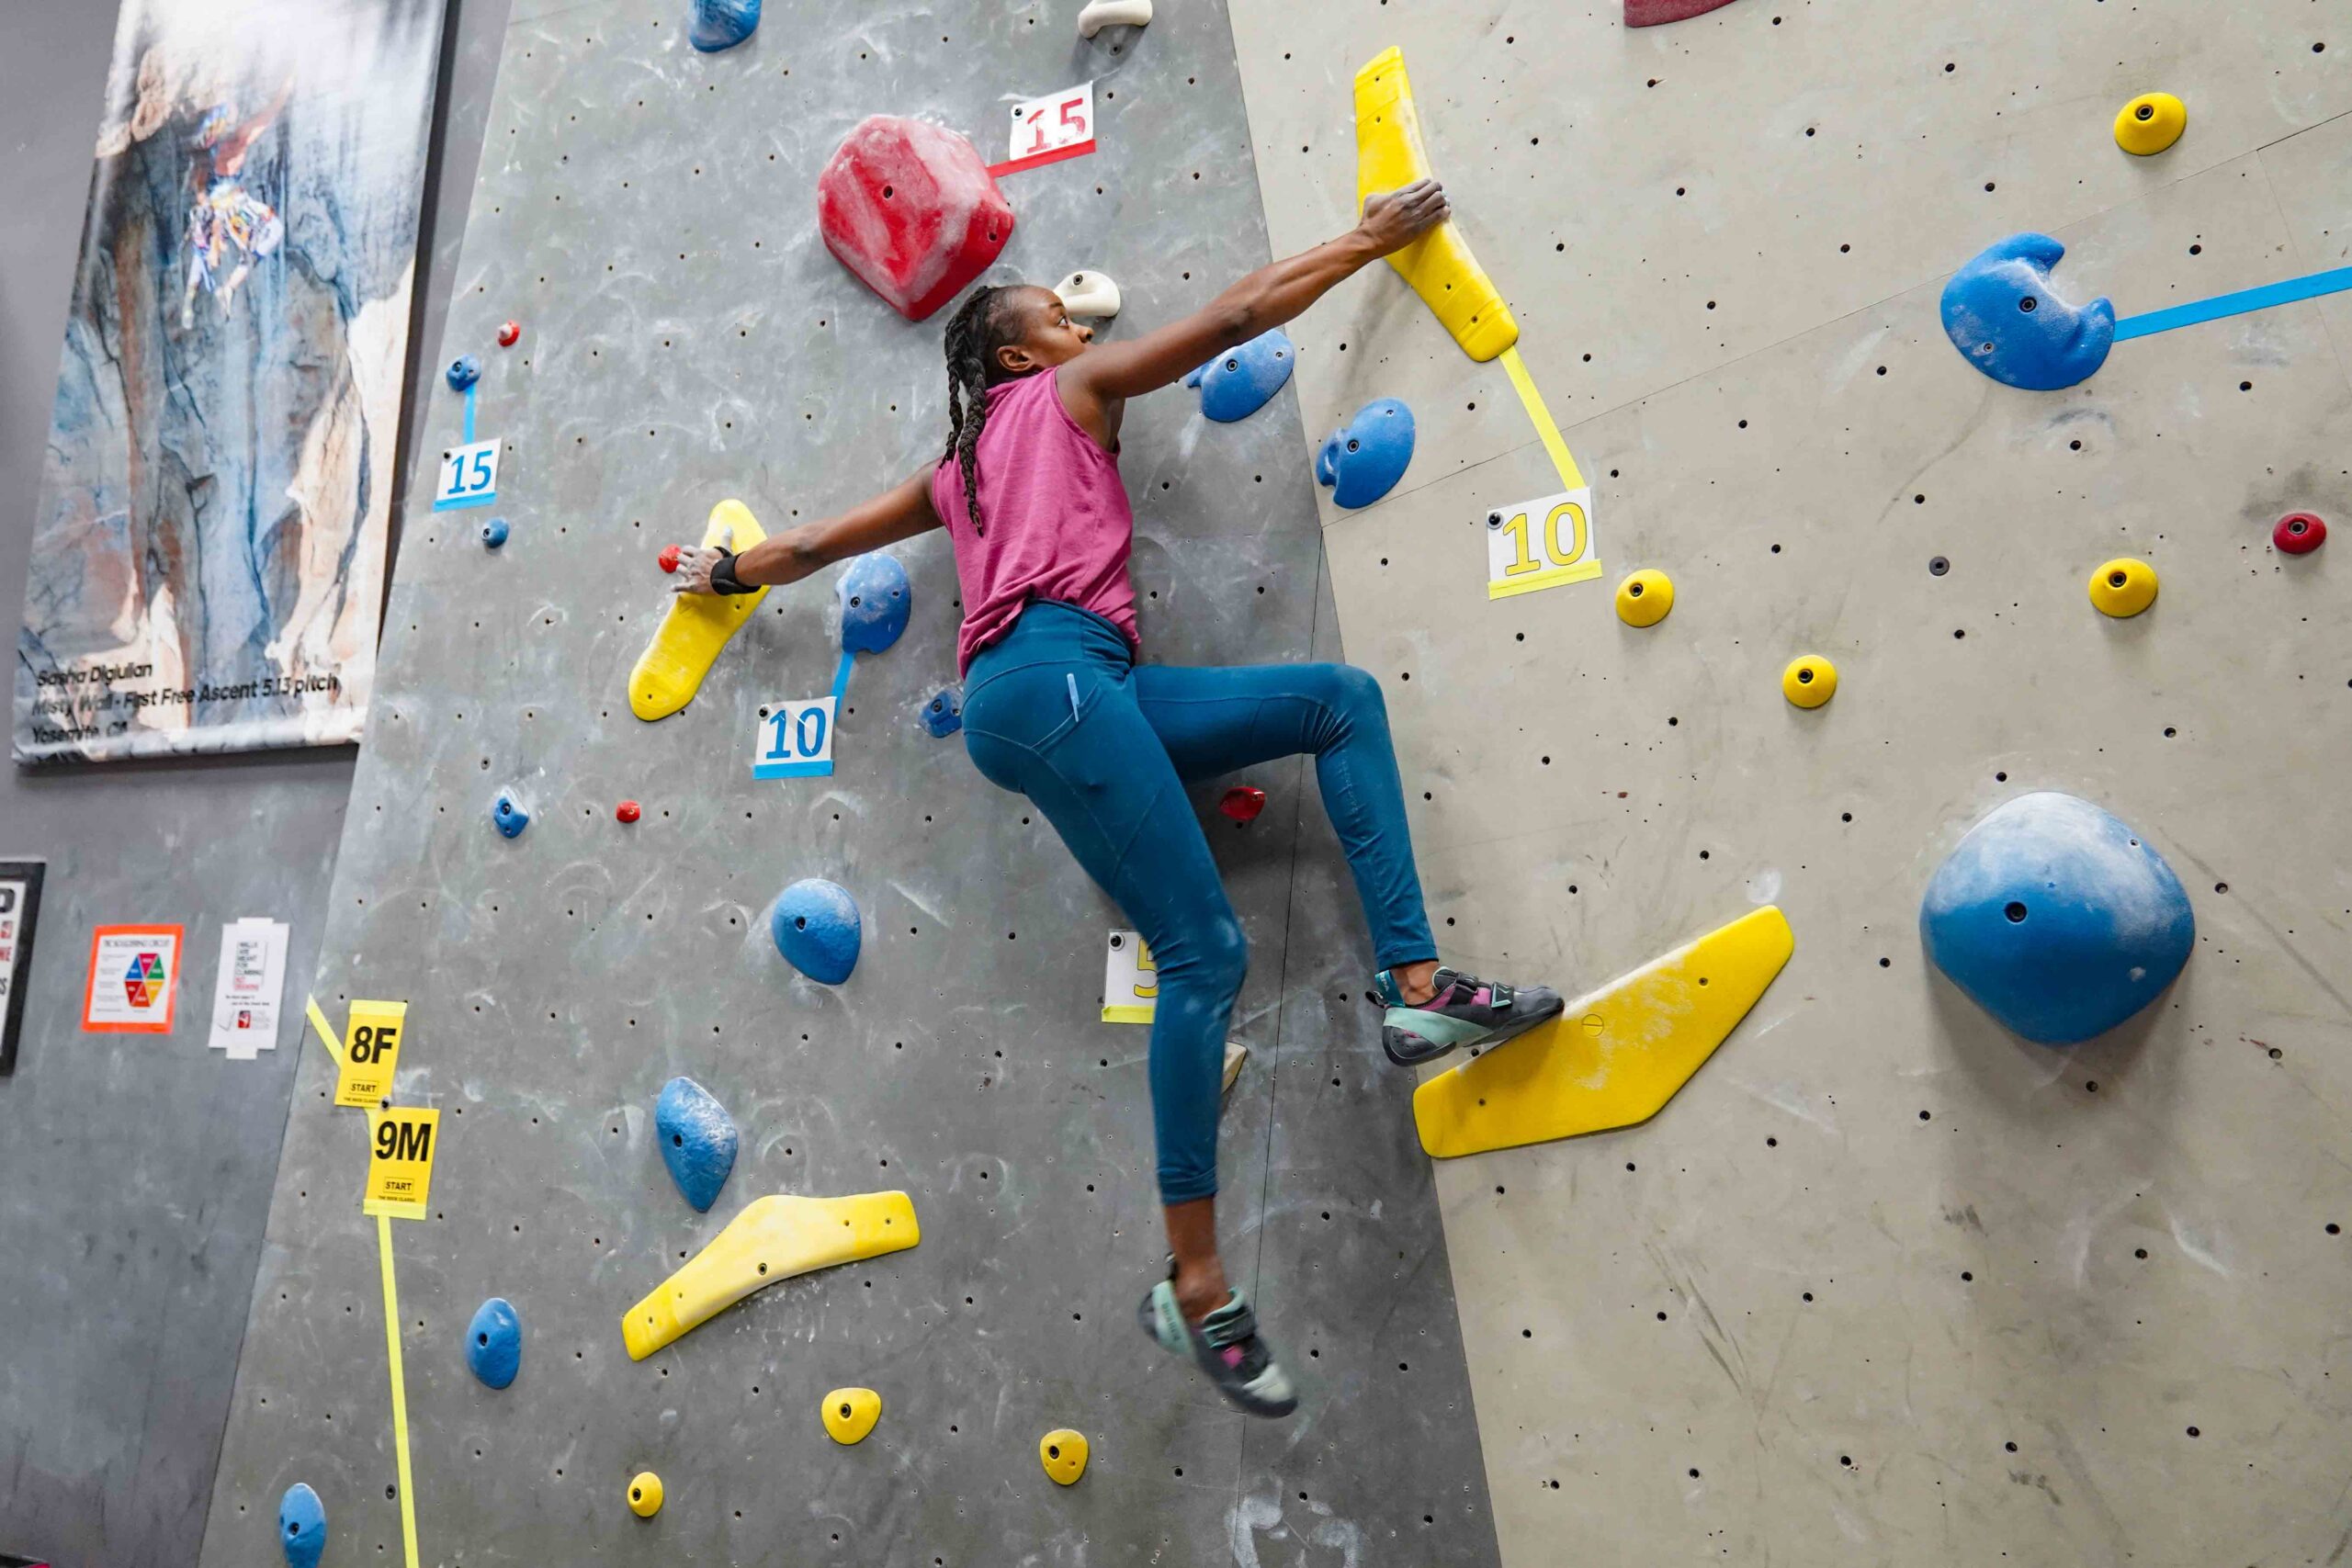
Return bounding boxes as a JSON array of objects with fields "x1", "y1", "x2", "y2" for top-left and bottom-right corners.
[
  {"x1": 1039, "y1": 1428, "x2": 1090, "y2": 1485},
  {"x1": 1412, "y1": 907, "x2": 1795, "y2": 1158},
  {"x1": 627, "y1": 1472, "x2": 664, "y2": 1518},
  {"x1": 628, "y1": 499, "x2": 771, "y2": 720},
  {"x1": 1354, "y1": 47, "x2": 1519, "y2": 363},
  {"x1": 1615, "y1": 569, "x2": 1674, "y2": 627},
  {"x1": 2114, "y1": 93, "x2": 2186, "y2": 156},
  {"x1": 1781, "y1": 655, "x2": 1838, "y2": 708},
  {"x1": 820, "y1": 1387, "x2": 882, "y2": 1445},
  {"x1": 2088, "y1": 558, "x2": 2158, "y2": 618},
  {"x1": 622, "y1": 1191, "x2": 921, "y2": 1360}
]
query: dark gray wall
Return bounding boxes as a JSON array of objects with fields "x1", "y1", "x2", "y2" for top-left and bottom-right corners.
[{"x1": 0, "y1": 3, "x2": 508, "y2": 1561}]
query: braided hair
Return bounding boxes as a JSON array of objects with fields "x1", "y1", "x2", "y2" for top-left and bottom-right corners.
[{"x1": 941, "y1": 284, "x2": 1026, "y2": 535}]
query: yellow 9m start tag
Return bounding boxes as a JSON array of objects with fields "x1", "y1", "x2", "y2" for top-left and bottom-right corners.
[
  {"x1": 363, "y1": 1107, "x2": 440, "y2": 1220},
  {"x1": 334, "y1": 999, "x2": 408, "y2": 1108}
]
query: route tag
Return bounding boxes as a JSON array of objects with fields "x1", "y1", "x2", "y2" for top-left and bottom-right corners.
[
  {"x1": 432, "y1": 438, "x2": 501, "y2": 512},
  {"x1": 752, "y1": 695, "x2": 836, "y2": 779},
  {"x1": 335, "y1": 998, "x2": 407, "y2": 1108},
  {"x1": 1486, "y1": 489, "x2": 1601, "y2": 600},
  {"x1": 1003, "y1": 81, "x2": 1096, "y2": 172},
  {"x1": 1102, "y1": 930, "x2": 1158, "y2": 1023},
  {"x1": 363, "y1": 1107, "x2": 440, "y2": 1220}
]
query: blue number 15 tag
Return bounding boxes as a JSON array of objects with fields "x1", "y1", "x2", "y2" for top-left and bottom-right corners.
[
  {"x1": 432, "y1": 439, "x2": 501, "y2": 512},
  {"x1": 752, "y1": 696, "x2": 836, "y2": 779}
]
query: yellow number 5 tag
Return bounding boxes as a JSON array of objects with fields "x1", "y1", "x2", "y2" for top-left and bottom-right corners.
[
  {"x1": 1486, "y1": 489, "x2": 1601, "y2": 600},
  {"x1": 334, "y1": 999, "x2": 407, "y2": 1108}
]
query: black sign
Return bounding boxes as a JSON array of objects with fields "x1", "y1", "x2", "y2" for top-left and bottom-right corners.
[{"x1": 0, "y1": 862, "x2": 46, "y2": 1075}]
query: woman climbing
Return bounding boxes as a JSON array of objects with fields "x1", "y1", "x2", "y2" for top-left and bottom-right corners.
[{"x1": 670, "y1": 178, "x2": 1564, "y2": 1418}]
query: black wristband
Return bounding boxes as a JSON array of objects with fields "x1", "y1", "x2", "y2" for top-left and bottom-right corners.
[{"x1": 707, "y1": 549, "x2": 752, "y2": 595}]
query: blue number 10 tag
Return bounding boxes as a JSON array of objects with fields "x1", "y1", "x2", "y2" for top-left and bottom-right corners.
[
  {"x1": 432, "y1": 438, "x2": 502, "y2": 512},
  {"x1": 752, "y1": 696, "x2": 836, "y2": 779}
]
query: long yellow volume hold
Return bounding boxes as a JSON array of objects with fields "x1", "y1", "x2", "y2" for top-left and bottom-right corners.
[
  {"x1": 1354, "y1": 47, "x2": 1520, "y2": 364},
  {"x1": 628, "y1": 499, "x2": 770, "y2": 721},
  {"x1": 621, "y1": 1190, "x2": 920, "y2": 1359}
]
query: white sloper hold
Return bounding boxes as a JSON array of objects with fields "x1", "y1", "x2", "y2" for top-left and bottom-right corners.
[
  {"x1": 1077, "y1": 0, "x2": 1152, "y2": 39},
  {"x1": 1054, "y1": 269, "x2": 1122, "y2": 320}
]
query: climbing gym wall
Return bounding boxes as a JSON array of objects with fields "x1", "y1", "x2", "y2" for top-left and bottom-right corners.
[
  {"x1": 197, "y1": 2, "x2": 1504, "y2": 1564},
  {"x1": 1232, "y1": 2, "x2": 2352, "y2": 1564}
]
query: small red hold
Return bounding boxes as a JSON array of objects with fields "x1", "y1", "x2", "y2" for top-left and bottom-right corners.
[
  {"x1": 658, "y1": 544, "x2": 683, "y2": 573},
  {"x1": 616, "y1": 800, "x2": 642, "y2": 824},
  {"x1": 497, "y1": 320, "x2": 521, "y2": 347},
  {"x1": 817, "y1": 115, "x2": 1015, "y2": 321},
  {"x1": 1219, "y1": 785, "x2": 1267, "y2": 823},
  {"x1": 2274, "y1": 512, "x2": 2326, "y2": 555}
]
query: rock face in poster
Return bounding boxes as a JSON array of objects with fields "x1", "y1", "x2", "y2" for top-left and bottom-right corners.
[{"x1": 13, "y1": 0, "x2": 445, "y2": 762}]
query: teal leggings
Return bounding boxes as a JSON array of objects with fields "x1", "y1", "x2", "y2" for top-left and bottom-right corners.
[{"x1": 962, "y1": 603, "x2": 1436, "y2": 1203}]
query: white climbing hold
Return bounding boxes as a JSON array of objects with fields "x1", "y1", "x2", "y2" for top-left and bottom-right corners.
[
  {"x1": 1077, "y1": 0, "x2": 1152, "y2": 39},
  {"x1": 1055, "y1": 269, "x2": 1123, "y2": 321}
]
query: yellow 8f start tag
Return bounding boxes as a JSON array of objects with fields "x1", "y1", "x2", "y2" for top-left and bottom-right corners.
[
  {"x1": 363, "y1": 1107, "x2": 440, "y2": 1220},
  {"x1": 334, "y1": 999, "x2": 408, "y2": 1108}
]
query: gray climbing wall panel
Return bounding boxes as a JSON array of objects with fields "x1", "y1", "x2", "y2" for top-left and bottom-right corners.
[{"x1": 197, "y1": 3, "x2": 1499, "y2": 1564}]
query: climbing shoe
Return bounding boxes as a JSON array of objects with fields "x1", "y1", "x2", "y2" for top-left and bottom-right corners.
[
  {"x1": 1137, "y1": 1261, "x2": 1298, "y2": 1419},
  {"x1": 1372, "y1": 967, "x2": 1565, "y2": 1067}
]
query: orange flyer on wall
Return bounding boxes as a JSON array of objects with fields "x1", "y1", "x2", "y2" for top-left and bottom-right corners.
[{"x1": 83, "y1": 924, "x2": 185, "y2": 1034}]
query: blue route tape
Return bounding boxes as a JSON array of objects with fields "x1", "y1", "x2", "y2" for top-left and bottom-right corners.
[
  {"x1": 830, "y1": 648, "x2": 855, "y2": 705},
  {"x1": 2112, "y1": 265, "x2": 2352, "y2": 343},
  {"x1": 462, "y1": 384, "x2": 478, "y2": 444}
]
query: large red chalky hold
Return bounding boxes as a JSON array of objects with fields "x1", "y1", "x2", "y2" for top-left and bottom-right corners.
[
  {"x1": 1625, "y1": 0, "x2": 1738, "y2": 23},
  {"x1": 1219, "y1": 786, "x2": 1267, "y2": 823},
  {"x1": 818, "y1": 116, "x2": 1014, "y2": 322},
  {"x1": 2274, "y1": 512, "x2": 2326, "y2": 555}
]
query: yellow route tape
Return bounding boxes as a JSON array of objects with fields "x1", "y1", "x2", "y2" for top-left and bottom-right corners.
[
  {"x1": 303, "y1": 995, "x2": 345, "y2": 1065},
  {"x1": 1499, "y1": 344, "x2": 1587, "y2": 493},
  {"x1": 377, "y1": 1213, "x2": 421, "y2": 1568}
]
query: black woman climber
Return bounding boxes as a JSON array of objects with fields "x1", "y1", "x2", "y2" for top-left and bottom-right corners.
[{"x1": 670, "y1": 178, "x2": 1564, "y2": 1417}]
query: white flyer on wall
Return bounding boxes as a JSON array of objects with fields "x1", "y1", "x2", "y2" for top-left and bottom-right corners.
[{"x1": 209, "y1": 917, "x2": 290, "y2": 1060}]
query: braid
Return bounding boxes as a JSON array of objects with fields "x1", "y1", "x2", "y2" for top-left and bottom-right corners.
[{"x1": 940, "y1": 285, "x2": 1020, "y2": 536}]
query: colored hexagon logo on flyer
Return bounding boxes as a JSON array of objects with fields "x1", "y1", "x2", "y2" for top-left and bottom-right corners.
[{"x1": 85, "y1": 924, "x2": 184, "y2": 1032}]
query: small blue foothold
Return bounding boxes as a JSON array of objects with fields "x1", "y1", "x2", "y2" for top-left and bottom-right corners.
[
  {"x1": 1920, "y1": 792, "x2": 2194, "y2": 1045},
  {"x1": 838, "y1": 553, "x2": 911, "y2": 655},
  {"x1": 492, "y1": 792, "x2": 529, "y2": 839},
  {"x1": 1182, "y1": 329, "x2": 1296, "y2": 423},
  {"x1": 1315, "y1": 398, "x2": 1416, "y2": 509},
  {"x1": 279, "y1": 1482, "x2": 326, "y2": 1568},
  {"x1": 922, "y1": 688, "x2": 963, "y2": 738},
  {"x1": 655, "y1": 1076, "x2": 739, "y2": 1213},
  {"x1": 688, "y1": 0, "x2": 760, "y2": 51},
  {"x1": 446, "y1": 354, "x2": 481, "y2": 391},
  {"x1": 465, "y1": 1297, "x2": 523, "y2": 1390},
  {"x1": 771, "y1": 878, "x2": 862, "y2": 985},
  {"x1": 481, "y1": 517, "x2": 510, "y2": 548},
  {"x1": 1939, "y1": 233, "x2": 2117, "y2": 390}
]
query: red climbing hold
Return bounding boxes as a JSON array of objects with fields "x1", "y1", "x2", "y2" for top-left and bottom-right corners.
[
  {"x1": 497, "y1": 320, "x2": 521, "y2": 347},
  {"x1": 2274, "y1": 512, "x2": 2326, "y2": 555},
  {"x1": 616, "y1": 800, "x2": 642, "y2": 824},
  {"x1": 658, "y1": 544, "x2": 683, "y2": 574},
  {"x1": 1219, "y1": 786, "x2": 1267, "y2": 823},
  {"x1": 1625, "y1": 0, "x2": 1738, "y2": 24},
  {"x1": 817, "y1": 116, "x2": 1015, "y2": 322}
]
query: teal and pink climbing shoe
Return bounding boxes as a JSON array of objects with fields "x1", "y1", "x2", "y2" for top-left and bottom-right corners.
[
  {"x1": 1138, "y1": 1262, "x2": 1298, "y2": 1419},
  {"x1": 1373, "y1": 967, "x2": 1565, "y2": 1067}
]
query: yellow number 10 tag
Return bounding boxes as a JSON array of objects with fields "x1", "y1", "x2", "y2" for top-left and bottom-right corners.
[
  {"x1": 363, "y1": 1107, "x2": 440, "y2": 1220},
  {"x1": 1486, "y1": 489, "x2": 1601, "y2": 600},
  {"x1": 334, "y1": 999, "x2": 408, "y2": 1108}
]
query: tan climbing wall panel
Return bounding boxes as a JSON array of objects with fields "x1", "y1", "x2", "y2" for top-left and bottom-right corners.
[{"x1": 1230, "y1": 1, "x2": 2352, "y2": 1562}]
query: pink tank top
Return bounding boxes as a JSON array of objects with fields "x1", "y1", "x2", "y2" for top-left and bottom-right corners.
[{"x1": 931, "y1": 367, "x2": 1140, "y2": 676}]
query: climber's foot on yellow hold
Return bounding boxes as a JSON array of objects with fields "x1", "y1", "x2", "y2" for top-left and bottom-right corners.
[{"x1": 628, "y1": 499, "x2": 770, "y2": 720}]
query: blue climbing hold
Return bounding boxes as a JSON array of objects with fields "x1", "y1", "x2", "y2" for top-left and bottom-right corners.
[
  {"x1": 481, "y1": 517, "x2": 509, "y2": 549},
  {"x1": 446, "y1": 354, "x2": 481, "y2": 391},
  {"x1": 1183, "y1": 329, "x2": 1296, "y2": 423},
  {"x1": 772, "y1": 878, "x2": 862, "y2": 985},
  {"x1": 688, "y1": 0, "x2": 760, "y2": 51},
  {"x1": 465, "y1": 1297, "x2": 522, "y2": 1390},
  {"x1": 1919, "y1": 792, "x2": 2194, "y2": 1045},
  {"x1": 655, "y1": 1076, "x2": 739, "y2": 1213},
  {"x1": 278, "y1": 1482, "x2": 326, "y2": 1568},
  {"x1": 492, "y1": 793, "x2": 529, "y2": 839},
  {"x1": 922, "y1": 688, "x2": 963, "y2": 738},
  {"x1": 1315, "y1": 398, "x2": 1416, "y2": 509},
  {"x1": 838, "y1": 553, "x2": 910, "y2": 655},
  {"x1": 1939, "y1": 233, "x2": 2116, "y2": 391}
]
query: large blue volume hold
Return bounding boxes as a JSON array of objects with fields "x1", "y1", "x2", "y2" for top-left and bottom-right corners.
[
  {"x1": 1939, "y1": 233, "x2": 2116, "y2": 390},
  {"x1": 465, "y1": 1296, "x2": 523, "y2": 1389},
  {"x1": 655, "y1": 1076, "x2": 738, "y2": 1212},
  {"x1": 1182, "y1": 329, "x2": 1296, "y2": 422},
  {"x1": 838, "y1": 553, "x2": 910, "y2": 655},
  {"x1": 1315, "y1": 398, "x2": 1415, "y2": 509},
  {"x1": 279, "y1": 1482, "x2": 327, "y2": 1568},
  {"x1": 1919, "y1": 792, "x2": 2194, "y2": 1045},
  {"x1": 772, "y1": 878, "x2": 863, "y2": 984},
  {"x1": 689, "y1": 0, "x2": 761, "y2": 51}
]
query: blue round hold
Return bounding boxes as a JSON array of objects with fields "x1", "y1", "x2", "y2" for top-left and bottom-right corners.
[
  {"x1": 772, "y1": 878, "x2": 862, "y2": 985},
  {"x1": 656, "y1": 1076, "x2": 739, "y2": 1213},
  {"x1": 446, "y1": 354, "x2": 481, "y2": 391},
  {"x1": 838, "y1": 553, "x2": 911, "y2": 655},
  {"x1": 1939, "y1": 233, "x2": 2116, "y2": 391},
  {"x1": 1919, "y1": 791, "x2": 2194, "y2": 1044},
  {"x1": 689, "y1": 0, "x2": 761, "y2": 51},
  {"x1": 492, "y1": 793, "x2": 529, "y2": 839},
  {"x1": 465, "y1": 1297, "x2": 523, "y2": 1390},
  {"x1": 279, "y1": 1482, "x2": 327, "y2": 1568},
  {"x1": 922, "y1": 688, "x2": 963, "y2": 738},
  {"x1": 481, "y1": 517, "x2": 509, "y2": 548},
  {"x1": 1315, "y1": 398, "x2": 1415, "y2": 509},
  {"x1": 1183, "y1": 328, "x2": 1296, "y2": 423}
]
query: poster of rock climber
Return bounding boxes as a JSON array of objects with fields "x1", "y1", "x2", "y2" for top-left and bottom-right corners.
[{"x1": 11, "y1": 0, "x2": 445, "y2": 763}]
